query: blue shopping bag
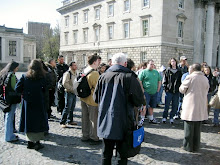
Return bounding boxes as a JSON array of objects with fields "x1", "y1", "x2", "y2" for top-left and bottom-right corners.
[{"x1": 133, "y1": 126, "x2": 144, "y2": 148}]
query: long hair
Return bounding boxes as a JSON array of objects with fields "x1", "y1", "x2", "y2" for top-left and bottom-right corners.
[
  {"x1": 26, "y1": 59, "x2": 46, "y2": 80},
  {"x1": 168, "y1": 58, "x2": 178, "y2": 68},
  {"x1": 0, "y1": 61, "x2": 19, "y2": 84}
]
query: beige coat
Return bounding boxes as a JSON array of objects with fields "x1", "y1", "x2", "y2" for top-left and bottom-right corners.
[
  {"x1": 179, "y1": 71, "x2": 209, "y2": 121},
  {"x1": 62, "y1": 69, "x2": 78, "y2": 94}
]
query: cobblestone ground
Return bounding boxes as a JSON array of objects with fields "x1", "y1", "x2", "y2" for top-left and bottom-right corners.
[{"x1": 0, "y1": 98, "x2": 220, "y2": 165}]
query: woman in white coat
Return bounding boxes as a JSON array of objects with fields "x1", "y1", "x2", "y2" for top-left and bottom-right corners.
[{"x1": 179, "y1": 63, "x2": 209, "y2": 152}]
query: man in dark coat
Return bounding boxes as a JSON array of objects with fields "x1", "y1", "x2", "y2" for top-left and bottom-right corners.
[
  {"x1": 56, "y1": 55, "x2": 69, "y2": 114},
  {"x1": 93, "y1": 53, "x2": 145, "y2": 165}
]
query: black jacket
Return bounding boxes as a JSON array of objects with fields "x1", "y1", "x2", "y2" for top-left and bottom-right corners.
[
  {"x1": 205, "y1": 74, "x2": 218, "y2": 93},
  {"x1": 163, "y1": 67, "x2": 182, "y2": 93},
  {"x1": 93, "y1": 64, "x2": 145, "y2": 140},
  {"x1": 45, "y1": 63, "x2": 57, "y2": 89},
  {"x1": 56, "y1": 63, "x2": 69, "y2": 81}
]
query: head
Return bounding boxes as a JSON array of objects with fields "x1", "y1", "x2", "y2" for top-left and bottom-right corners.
[
  {"x1": 127, "y1": 58, "x2": 135, "y2": 70},
  {"x1": 26, "y1": 59, "x2": 46, "y2": 80},
  {"x1": 97, "y1": 55, "x2": 102, "y2": 66},
  {"x1": 58, "y1": 55, "x2": 64, "y2": 64},
  {"x1": 48, "y1": 59, "x2": 56, "y2": 68},
  {"x1": 146, "y1": 60, "x2": 154, "y2": 70},
  {"x1": 180, "y1": 56, "x2": 187, "y2": 65},
  {"x1": 168, "y1": 58, "x2": 178, "y2": 69},
  {"x1": 188, "y1": 65, "x2": 193, "y2": 74},
  {"x1": 0, "y1": 61, "x2": 19, "y2": 80},
  {"x1": 108, "y1": 59, "x2": 112, "y2": 66},
  {"x1": 69, "y1": 61, "x2": 77, "y2": 71},
  {"x1": 191, "y1": 63, "x2": 202, "y2": 73},
  {"x1": 98, "y1": 63, "x2": 107, "y2": 74},
  {"x1": 112, "y1": 53, "x2": 127, "y2": 67},
  {"x1": 88, "y1": 54, "x2": 99, "y2": 69},
  {"x1": 203, "y1": 65, "x2": 212, "y2": 76}
]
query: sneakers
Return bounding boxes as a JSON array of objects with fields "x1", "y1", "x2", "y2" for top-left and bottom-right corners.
[
  {"x1": 162, "y1": 118, "x2": 166, "y2": 123},
  {"x1": 149, "y1": 118, "x2": 160, "y2": 124},
  {"x1": 170, "y1": 119, "x2": 174, "y2": 124},
  {"x1": 60, "y1": 124, "x2": 67, "y2": 128},
  {"x1": 173, "y1": 115, "x2": 181, "y2": 120}
]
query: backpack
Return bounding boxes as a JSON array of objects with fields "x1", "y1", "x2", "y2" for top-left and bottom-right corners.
[
  {"x1": 73, "y1": 69, "x2": 94, "y2": 98},
  {"x1": 57, "y1": 71, "x2": 72, "y2": 93}
]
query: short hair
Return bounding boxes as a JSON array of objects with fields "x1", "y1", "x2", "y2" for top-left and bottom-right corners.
[
  {"x1": 168, "y1": 58, "x2": 178, "y2": 68},
  {"x1": 97, "y1": 55, "x2": 102, "y2": 60},
  {"x1": 48, "y1": 59, "x2": 55, "y2": 64},
  {"x1": 112, "y1": 53, "x2": 127, "y2": 65},
  {"x1": 108, "y1": 59, "x2": 112, "y2": 62},
  {"x1": 88, "y1": 54, "x2": 99, "y2": 65},
  {"x1": 127, "y1": 58, "x2": 135, "y2": 70},
  {"x1": 147, "y1": 59, "x2": 154, "y2": 64},
  {"x1": 192, "y1": 63, "x2": 201, "y2": 71},
  {"x1": 69, "y1": 61, "x2": 76, "y2": 67},
  {"x1": 58, "y1": 55, "x2": 64, "y2": 59}
]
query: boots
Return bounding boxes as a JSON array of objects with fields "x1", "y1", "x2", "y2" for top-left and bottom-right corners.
[
  {"x1": 34, "y1": 141, "x2": 44, "y2": 151},
  {"x1": 27, "y1": 141, "x2": 35, "y2": 149}
]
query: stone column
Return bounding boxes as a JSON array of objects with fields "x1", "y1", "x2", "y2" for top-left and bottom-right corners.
[
  {"x1": 204, "y1": 1, "x2": 215, "y2": 67},
  {"x1": 212, "y1": 7, "x2": 219, "y2": 67},
  {"x1": 193, "y1": 0, "x2": 205, "y2": 63}
]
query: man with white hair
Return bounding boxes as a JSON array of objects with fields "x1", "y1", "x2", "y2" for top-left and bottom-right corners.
[{"x1": 94, "y1": 53, "x2": 145, "y2": 164}]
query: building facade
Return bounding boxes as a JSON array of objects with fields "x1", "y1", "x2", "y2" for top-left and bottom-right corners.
[
  {"x1": 0, "y1": 25, "x2": 36, "y2": 65},
  {"x1": 57, "y1": 0, "x2": 220, "y2": 68}
]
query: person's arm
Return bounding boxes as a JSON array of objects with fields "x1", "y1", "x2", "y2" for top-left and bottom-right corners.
[
  {"x1": 179, "y1": 76, "x2": 191, "y2": 94},
  {"x1": 15, "y1": 75, "x2": 24, "y2": 94},
  {"x1": 157, "y1": 81, "x2": 161, "y2": 93}
]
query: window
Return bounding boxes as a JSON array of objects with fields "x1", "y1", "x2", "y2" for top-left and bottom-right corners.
[
  {"x1": 108, "y1": 3, "x2": 114, "y2": 16},
  {"x1": 124, "y1": 0, "x2": 130, "y2": 12},
  {"x1": 178, "y1": 0, "x2": 184, "y2": 9},
  {"x1": 108, "y1": 25, "x2": 113, "y2": 40},
  {"x1": 73, "y1": 14, "x2": 78, "y2": 25},
  {"x1": 65, "y1": 16, "x2": 69, "y2": 27},
  {"x1": 95, "y1": 8, "x2": 100, "y2": 20},
  {"x1": 124, "y1": 22, "x2": 130, "y2": 38},
  {"x1": 178, "y1": 21, "x2": 183, "y2": 38},
  {"x1": 140, "y1": 52, "x2": 147, "y2": 62},
  {"x1": 9, "y1": 41, "x2": 16, "y2": 56},
  {"x1": 64, "y1": 32, "x2": 69, "y2": 45},
  {"x1": 83, "y1": 54, "x2": 87, "y2": 66},
  {"x1": 84, "y1": 11, "x2": 88, "y2": 23},
  {"x1": 72, "y1": 54, "x2": 76, "y2": 62},
  {"x1": 142, "y1": 19, "x2": 149, "y2": 36},
  {"x1": 73, "y1": 31, "x2": 78, "y2": 44},
  {"x1": 94, "y1": 27, "x2": 100, "y2": 42},
  {"x1": 83, "y1": 29, "x2": 88, "y2": 43},
  {"x1": 143, "y1": 0, "x2": 149, "y2": 7}
]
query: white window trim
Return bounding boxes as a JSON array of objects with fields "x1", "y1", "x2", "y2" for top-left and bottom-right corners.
[
  {"x1": 64, "y1": 16, "x2": 69, "y2": 27},
  {"x1": 142, "y1": 0, "x2": 150, "y2": 9},
  {"x1": 94, "y1": 5, "x2": 101, "y2": 20},
  {"x1": 123, "y1": 22, "x2": 130, "y2": 39},
  {"x1": 142, "y1": 18, "x2": 150, "y2": 37},
  {"x1": 83, "y1": 10, "x2": 88, "y2": 23},
  {"x1": 73, "y1": 13, "x2": 78, "y2": 25},
  {"x1": 64, "y1": 32, "x2": 69, "y2": 45},
  {"x1": 124, "y1": 0, "x2": 131, "y2": 13},
  {"x1": 73, "y1": 30, "x2": 78, "y2": 44},
  {"x1": 107, "y1": 24, "x2": 114, "y2": 40},
  {"x1": 94, "y1": 27, "x2": 100, "y2": 42},
  {"x1": 178, "y1": 0, "x2": 184, "y2": 10},
  {"x1": 108, "y1": 3, "x2": 114, "y2": 17},
  {"x1": 83, "y1": 28, "x2": 88, "y2": 43},
  {"x1": 140, "y1": 51, "x2": 147, "y2": 63},
  {"x1": 177, "y1": 20, "x2": 184, "y2": 38}
]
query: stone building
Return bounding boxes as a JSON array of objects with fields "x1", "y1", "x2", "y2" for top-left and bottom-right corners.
[
  {"x1": 0, "y1": 25, "x2": 36, "y2": 67},
  {"x1": 28, "y1": 21, "x2": 50, "y2": 59},
  {"x1": 57, "y1": 0, "x2": 220, "y2": 68}
]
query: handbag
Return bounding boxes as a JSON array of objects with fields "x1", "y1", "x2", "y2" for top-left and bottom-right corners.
[
  {"x1": 209, "y1": 94, "x2": 220, "y2": 109},
  {"x1": 133, "y1": 126, "x2": 145, "y2": 148},
  {"x1": 0, "y1": 98, "x2": 11, "y2": 113}
]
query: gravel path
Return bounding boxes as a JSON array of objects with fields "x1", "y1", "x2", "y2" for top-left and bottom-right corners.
[{"x1": 0, "y1": 99, "x2": 220, "y2": 165}]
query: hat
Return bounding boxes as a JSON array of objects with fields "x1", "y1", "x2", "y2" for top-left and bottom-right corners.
[
  {"x1": 180, "y1": 56, "x2": 187, "y2": 61},
  {"x1": 159, "y1": 65, "x2": 166, "y2": 72}
]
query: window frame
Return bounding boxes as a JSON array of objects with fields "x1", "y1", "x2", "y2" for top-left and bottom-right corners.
[
  {"x1": 124, "y1": 0, "x2": 130, "y2": 12},
  {"x1": 95, "y1": 7, "x2": 100, "y2": 20},
  {"x1": 9, "y1": 41, "x2": 17, "y2": 56},
  {"x1": 64, "y1": 16, "x2": 69, "y2": 27},
  {"x1": 83, "y1": 28, "x2": 88, "y2": 43},
  {"x1": 123, "y1": 22, "x2": 130, "y2": 39},
  {"x1": 178, "y1": 20, "x2": 183, "y2": 38},
  {"x1": 64, "y1": 32, "x2": 69, "y2": 45},
  {"x1": 140, "y1": 51, "x2": 147, "y2": 63},
  {"x1": 108, "y1": 24, "x2": 114, "y2": 40},
  {"x1": 83, "y1": 10, "x2": 88, "y2": 23},
  {"x1": 73, "y1": 13, "x2": 78, "y2": 25},
  {"x1": 73, "y1": 30, "x2": 78, "y2": 44},
  {"x1": 142, "y1": 19, "x2": 149, "y2": 36},
  {"x1": 94, "y1": 27, "x2": 100, "y2": 42},
  {"x1": 108, "y1": 3, "x2": 114, "y2": 17},
  {"x1": 143, "y1": 0, "x2": 150, "y2": 8},
  {"x1": 178, "y1": 0, "x2": 184, "y2": 9}
]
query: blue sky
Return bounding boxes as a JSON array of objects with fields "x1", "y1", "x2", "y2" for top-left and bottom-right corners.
[{"x1": 0, "y1": 0, "x2": 62, "y2": 33}]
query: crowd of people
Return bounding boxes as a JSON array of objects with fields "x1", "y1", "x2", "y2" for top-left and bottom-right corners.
[{"x1": 0, "y1": 53, "x2": 220, "y2": 164}]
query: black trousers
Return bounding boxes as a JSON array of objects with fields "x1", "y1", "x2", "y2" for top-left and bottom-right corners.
[
  {"x1": 102, "y1": 139, "x2": 128, "y2": 165},
  {"x1": 57, "y1": 91, "x2": 65, "y2": 113},
  {"x1": 183, "y1": 121, "x2": 201, "y2": 152},
  {"x1": 48, "y1": 89, "x2": 55, "y2": 118}
]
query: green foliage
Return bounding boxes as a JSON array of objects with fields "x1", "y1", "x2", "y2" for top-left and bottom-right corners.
[{"x1": 42, "y1": 24, "x2": 60, "y2": 61}]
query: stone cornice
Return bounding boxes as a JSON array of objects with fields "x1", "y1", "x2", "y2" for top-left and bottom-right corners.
[{"x1": 57, "y1": 0, "x2": 86, "y2": 13}]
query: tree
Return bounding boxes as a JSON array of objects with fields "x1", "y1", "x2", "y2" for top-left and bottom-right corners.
[{"x1": 42, "y1": 24, "x2": 60, "y2": 61}]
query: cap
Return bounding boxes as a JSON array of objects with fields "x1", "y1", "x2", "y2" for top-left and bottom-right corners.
[{"x1": 180, "y1": 56, "x2": 187, "y2": 61}]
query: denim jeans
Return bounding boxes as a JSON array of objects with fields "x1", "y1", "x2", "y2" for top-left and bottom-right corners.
[
  {"x1": 214, "y1": 109, "x2": 220, "y2": 124},
  {"x1": 163, "y1": 92, "x2": 179, "y2": 119},
  {"x1": 157, "y1": 86, "x2": 163, "y2": 104},
  {"x1": 5, "y1": 104, "x2": 17, "y2": 141},
  {"x1": 176, "y1": 93, "x2": 184, "y2": 116},
  {"x1": 60, "y1": 92, "x2": 76, "y2": 124}
]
